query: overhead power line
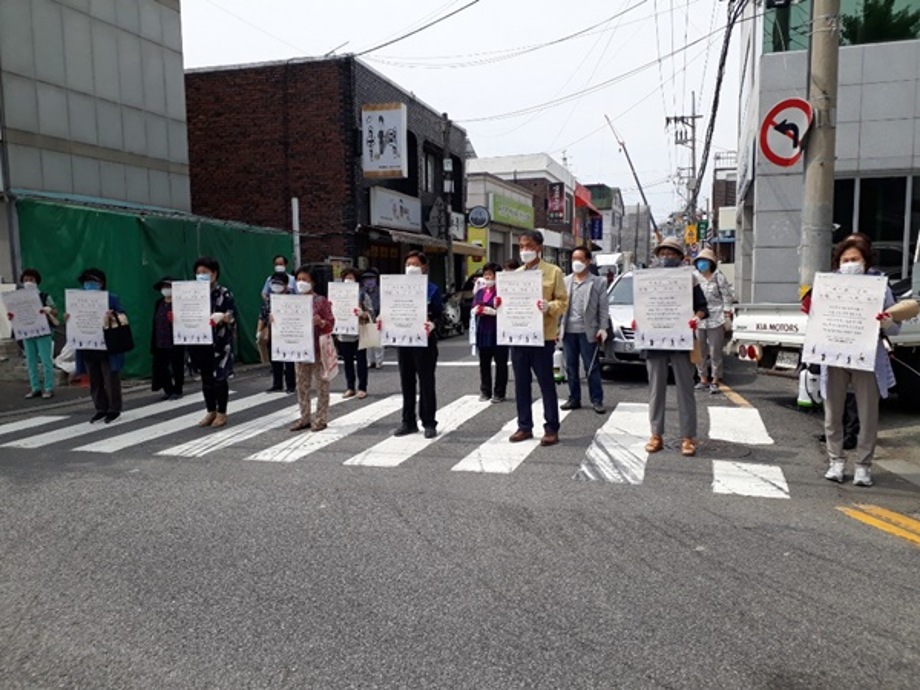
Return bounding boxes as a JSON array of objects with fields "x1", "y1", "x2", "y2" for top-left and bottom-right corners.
[{"x1": 354, "y1": 0, "x2": 481, "y2": 56}]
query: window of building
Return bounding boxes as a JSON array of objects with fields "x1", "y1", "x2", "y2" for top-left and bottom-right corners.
[
  {"x1": 859, "y1": 177, "x2": 907, "y2": 246},
  {"x1": 765, "y1": 0, "x2": 920, "y2": 54},
  {"x1": 833, "y1": 178, "x2": 855, "y2": 243},
  {"x1": 423, "y1": 150, "x2": 437, "y2": 193}
]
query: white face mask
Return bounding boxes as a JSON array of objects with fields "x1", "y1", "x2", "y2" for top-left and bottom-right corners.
[
  {"x1": 482, "y1": 279, "x2": 495, "y2": 288},
  {"x1": 839, "y1": 261, "x2": 865, "y2": 275},
  {"x1": 22, "y1": 281, "x2": 38, "y2": 290},
  {"x1": 572, "y1": 260, "x2": 587, "y2": 274},
  {"x1": 270, "y1": 283, "x2": 285, "y2": 294},
  {"x1": 520, "y1": 249, "x2": 538, "y2": 264},
  {"x1": 161, "y1": 288, "x2": 172, "y2": 298},
  {"x1": 274, "y1": 265, "x2": 286, "y2": 274},
  {"x1": 196, "y1": 272, "x2": 212, "y2": 283},
  {"x1": 405, "y1": 265, "x2": 423, "y2": 275},
  {"x1": 296, "y1": 280, "x2": 313, "y2": 294},
  {"x1": 344, "y1": 278, "x2": 355, "y2": 283}
]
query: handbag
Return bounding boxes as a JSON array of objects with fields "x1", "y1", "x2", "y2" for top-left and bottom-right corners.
[
  {"x1": 104, "y1": 313, "x2": 135, "y2": 354},
  {"x1": 318, "y1": 333, "x2": 339, "y2": 381},
  {"x1": 358, "y1": 321, "x2": 380, "y2": 350}
]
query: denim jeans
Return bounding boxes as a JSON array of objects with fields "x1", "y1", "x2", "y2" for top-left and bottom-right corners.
[{"x1": 563, "y1": 332, "x2": 604, "y2": 405}]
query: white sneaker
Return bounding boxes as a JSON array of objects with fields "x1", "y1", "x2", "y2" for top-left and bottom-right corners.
[
  {"x1": 853, "y1": 465, "x2": 873, "y2": 487},
  {"x1": 824, "y1": 460, "x2": 845, "y2": 483}
]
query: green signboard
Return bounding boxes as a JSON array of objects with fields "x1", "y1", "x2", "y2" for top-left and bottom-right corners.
[{"x1": 490, "y1": 194, "x2": 534, "y2": 230}]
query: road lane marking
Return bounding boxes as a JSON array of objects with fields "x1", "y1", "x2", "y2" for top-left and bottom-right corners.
[
  {"x1": 0, "y1": 416, "x2": 69, "y2": 438},
  {"x1": 73, "y1": 393, "x2": 274, "y2": 454},
  {"x1": 344, "y1": 395, "x2": 489, "y2": 468},
  {"x1": 158, "y1": 395, "x2": 353, "y2": 458},
  {"x1": 717, "y1": 383, "x2": 752, "y2": 408},
  {"x1": 711, "y1": 460, "x2": 790, "y2": 498},
  {"x1": 838, "y1": 505, "x2": 920, "y2": 547},
  {"x1": 1, "y1": 396, "x2": 201, "y2": 449},
  {"x1": 707, "y1": 406, "x2": 774, "y2": 445},
  {"x1": 575, "y1": 402, "x2": 649, "y2": 484},
  {"x1": 247, "y1": 395, "x2": 403, "y2": 463},
  {"x1": 451, "y1": 401, "x2": 572, "y2": 474}
]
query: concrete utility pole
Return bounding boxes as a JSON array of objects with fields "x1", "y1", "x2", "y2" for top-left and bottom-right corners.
[
  {"x1": 666, "y1": 92, "x2": 702, "y2": 210},
  {"x1": 441, "y1": 112, "x2": 455, "y2": 293},
  {"x1": 799, "y1": 0, "x2": 839, "y2": 298}
]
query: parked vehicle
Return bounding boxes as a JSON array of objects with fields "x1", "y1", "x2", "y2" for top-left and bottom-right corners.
[{"x1": 600, "y1": 272, "x2": 643, "y2": 367}]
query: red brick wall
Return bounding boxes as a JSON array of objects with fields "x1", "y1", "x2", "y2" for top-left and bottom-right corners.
[{"x1": 186, "y1": 60, "x2": 353, "y2": 263}]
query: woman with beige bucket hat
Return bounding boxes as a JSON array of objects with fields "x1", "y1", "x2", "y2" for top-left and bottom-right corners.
[{"x1": 692, "y1": 247, "x2": 735, "y2": 393}]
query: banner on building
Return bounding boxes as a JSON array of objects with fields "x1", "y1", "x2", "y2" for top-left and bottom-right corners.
[
  {"x1": 490, "y1": 194, "x2": 534, "y2": 230},
  {"x1": 590, "y1": 216, "x2": 603, "y2": 241},
  {"x1": 370, "y1": 187, "x2": 421, "y2": 232},
  {"x1": 362, "y1": 103, "x2": 408, "y2": 179},
  {"x1": 547, "y1": 183, "x2": 565, "y2": 223}
]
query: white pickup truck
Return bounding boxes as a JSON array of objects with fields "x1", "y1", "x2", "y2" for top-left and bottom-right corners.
[{"x1": 731, "y1": 296, "x2": 920, "y2": 408}]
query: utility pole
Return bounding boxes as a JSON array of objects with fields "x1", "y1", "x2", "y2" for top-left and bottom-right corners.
[
  {"x1": 604, "y1": 116, "x2": 661, "y2": 240},
  {"x1": 799, "y1": 0, "x2": 839, "y2": 298},
  {"x1": 633, "y1": 203, "x2": 640, "y2": 259},
  {"x1": 666, "y1": 93, "x2": 702, "y2": 206},
  {"x1": 441, "y1": 112, "x2": 455, "y2": 294}
]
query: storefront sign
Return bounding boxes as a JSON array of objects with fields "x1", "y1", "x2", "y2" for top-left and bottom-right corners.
[
  {"x1": 362, "y1": 103, "x2": 408, "y2": 179},
  {"x1": 490, "y1": 194, "x2": 534, "y2": 230},
  {"x1": 547, "y1": 183, "x2": 565, "y2": 222},
  {"x1": 468, "y1": 206, "x2": 490, "y2": 228},
  {"x1": 450, "y1": 211, "x2": 466, "y2": 241},
  {"x1": 590, "y1": 216, "x2": 603, "y2": 241},
  {"x1": 370, "y1": 187, "x2": 421, "y2": 232}
]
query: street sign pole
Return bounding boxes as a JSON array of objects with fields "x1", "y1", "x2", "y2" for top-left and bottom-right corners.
[{"x1": 799, "y1": 0, "x2": 839, "y2": 298}]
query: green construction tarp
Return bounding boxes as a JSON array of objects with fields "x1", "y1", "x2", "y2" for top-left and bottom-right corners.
[{"x1": 17, "y1": 198, "x2": 292, "y2": 378}]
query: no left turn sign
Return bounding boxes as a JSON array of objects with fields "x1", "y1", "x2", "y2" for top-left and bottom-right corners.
[{"x1": 759, "y1": 97, "x2": 813, "y2": 167}]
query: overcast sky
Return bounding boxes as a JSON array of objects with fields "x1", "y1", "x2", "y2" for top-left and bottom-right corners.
[{"x1": 181, "y1": 0, "x2": 741, "y2": 219}]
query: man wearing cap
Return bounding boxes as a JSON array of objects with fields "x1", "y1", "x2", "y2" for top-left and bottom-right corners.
[
  {"x1": 692, "y1": 247, "x2": 734, "y2": 392},
  {"x1": 643, "y1": 238, "x2": 709, "y2": 457},
  {"x1": 69, "y1": 267, "x2": 128, "y2": 423},
  {"x1": 151, "y1": 276, "x2": 184, "y2": 400}
]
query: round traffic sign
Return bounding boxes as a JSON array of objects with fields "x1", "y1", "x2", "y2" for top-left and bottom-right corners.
[
  {"x1": 468, "y1": 206, "x2": 490, "y2": 228},
  {"x1": 759, "y1": 97, "x2": 813, "y2": 167}
]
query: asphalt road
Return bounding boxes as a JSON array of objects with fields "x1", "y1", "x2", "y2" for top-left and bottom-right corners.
[{"x1": 1, "y1": 339, "x2": 918, "y2": 689}]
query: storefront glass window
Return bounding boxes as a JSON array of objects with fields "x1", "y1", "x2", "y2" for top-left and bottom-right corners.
[
  {"x1": 833, "y1": 179, "x2": 855, "y2": 243},
  {"x1": 765, "y1": 1, "x2": 920, "y2": 54},
  {"x1": 858, "y1": 176, "x2": 907, "y2": 277}
]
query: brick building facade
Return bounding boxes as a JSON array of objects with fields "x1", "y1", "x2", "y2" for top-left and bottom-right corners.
[{"x1": 185, "y1": 56, "x2": 469, "y2": 282}]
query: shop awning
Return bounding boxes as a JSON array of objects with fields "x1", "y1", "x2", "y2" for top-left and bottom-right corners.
[
  {"x1": 574, "y1": 184, "x2": 601, "y2": 215},
  {"x1": 384, "y1": 229, "x2": 485, "y2": 257}
]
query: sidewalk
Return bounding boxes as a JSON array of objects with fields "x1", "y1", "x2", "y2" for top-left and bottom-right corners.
[{"x1": 876, "y1": 400, "x2": 920, "y2": 489}]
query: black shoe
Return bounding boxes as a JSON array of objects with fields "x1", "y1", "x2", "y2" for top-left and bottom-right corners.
[
  {"x1": 160, "y1": 393, "x2": 171, "y2": 401},
  {"x1": 266, "y1": 386, "x2": 283, "y2": 392},
  {"x1": 170, "y1": 393, "x2": 183, "y2": 400},
  {"x1": 104, "y1": 412, "x2": 121, "y2": 424},
  {"x1": 285, "y1": 388, "x2": 296, "y2": 394},
  {"x1": 424, "y1": 427, "x2": 437, "y2": 439},
  {"x1": 491, "y1": 396, "x2": 505, "y2": 403},
  {"x1": 393, "y1": 424, "x2": 418, "y2": 437},
  {"x1": 90, "y1": 411, "x2": 106, "y2": 423},
  {"x1": 843, "y1": 436, "x2": 858, "y2": 451},
  {"x1": 560, "y1": 399, "x2": 581, "y2": 410},
  {"x1": 592, "y1": 403, "x2": 607, "y2": 414}
]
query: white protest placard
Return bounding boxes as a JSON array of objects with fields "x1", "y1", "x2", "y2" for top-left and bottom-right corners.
[
  {"x1": 66, "y1": 289, "x2": 107, "y2": 350},
  {"x1": 328, "y1": 282, "x2": 360, "y2": 336},
  {"x1": 802, "y1": 272, "x2": 887, "y2": 372},
  {"x1": 271, "y1": 294, "x2": 315, "y2": 362},
  {"x1": 1, "y1": 289, "x2": 51, "y2": 340},
  {"x1": 380, "y1": 274, "x2": 428, "y2": 347},
  {"x1": 496, "y1": 270, "x2": 543, "y2": 346},
  {"x1": 171, "y1": 280, "x2": 212, "y2": 345},
  {"x1": 633, "y1": 267, "x2": 694, "y2": 351}
]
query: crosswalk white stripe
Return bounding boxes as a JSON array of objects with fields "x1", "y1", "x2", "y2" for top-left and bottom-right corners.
[
  {"x1": 0, "y1": 415, "x2": 69, "y2": 438},
  {"x1": 450, "y1": 401, "x2": 571, "y2": 474},
  {"x1": 707, "y1": 406, "x2": 774, "y2": 445},
  {"x1": 343, "y1": 394, "x2": 490, "y2": 468},
  {"x1": 157, "y1": 395, "x2": 353, "y2": 458},
  {"x1": 247, "y1": 395, "x2": 404, "y2": 463},
  {"x1": 1, "y1": 396, "x2": 201, "y2": 449},
  {"x1": 711, "y1": 460, "x2": 790, "y2": 498},
  {"x1": 576, "y1": 402, "x2": 650, "y2": 483},
  {"x1": 73, "y1": 392, "x2": 275, "y2": 454}
]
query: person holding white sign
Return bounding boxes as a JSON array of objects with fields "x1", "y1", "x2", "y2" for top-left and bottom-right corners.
[
  {"x1": 810, "y1": 234, "x2": 900, "y2": 487},
  {"x1": 68, "y1": 268, "x2": 128, "y2": 423},
  {"x1": 499, "y1": 231, "x2": 568, "y2": 447},
  {"x1": 334, "y1": 267, "x2": 375, "y2": 400},
  {"x1": 641, "y1": 239, "x2": 709, "y2": 457},
  {"x1": 188, "y1": 257, "x2": 237, "y2": 428},
  {"x1": 258, "y1": 274, "x2": 296, "y2": 393},
  {"x1": 150, "y1": 276, "x2": 185, "y2": 400},
  {"x1": 6, "y1": 268, "x2": 58, "y2": 399},
  {"x1": 290, "y1": 267, "x2": 335, "y2": 432}
]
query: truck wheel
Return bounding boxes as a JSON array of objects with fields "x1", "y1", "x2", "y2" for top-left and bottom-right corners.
[
  {"x1": 893, "y1": 349, "x2": 920, "y2": 410},
  {"x1": 758, "y1": 346, "x2": 778, "y2": 369}
]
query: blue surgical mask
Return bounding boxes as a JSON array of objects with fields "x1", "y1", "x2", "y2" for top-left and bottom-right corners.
[
  {"x1": 83, "y1": 281, "x2": 102, "y2": 291},
  {"x1": 695, "y1": 260, "x2": 711, "y2": 272},
  {"x1": 362, "y1": 279, "x2": 376, "y2": 290},
  {"x1": 659, "y1": 257, "x2": 681, "y2": 268},
  {"x1": 196, "y1": 273, "x2": 212, "y2": 283}
]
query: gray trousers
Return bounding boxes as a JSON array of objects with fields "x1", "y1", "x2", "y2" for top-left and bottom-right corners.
[
  {"x1": 696, "y1": 326, "x2": 725, "y2": 381},
  {"x1": 824, "y1": 367, "x2": 879, "y2": 466},
  {"x1": 647, "y1": 351, "x2": 697, "y2": 438}
]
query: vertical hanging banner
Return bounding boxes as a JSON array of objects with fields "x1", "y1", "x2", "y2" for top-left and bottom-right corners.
[
  {"x1": 547, "y1": 182, "x2": 565, "y2": 223},
  {"x1": 590, "y1": 216, "x2": 603, "y2": 241},
  {"x1": 362, "y1": 103, "x2": 408, "y2": 179}
]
